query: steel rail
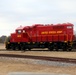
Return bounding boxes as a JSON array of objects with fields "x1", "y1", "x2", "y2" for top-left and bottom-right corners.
[{"x1": 0, "y1": 54, "x2": 76, "y2": 64}]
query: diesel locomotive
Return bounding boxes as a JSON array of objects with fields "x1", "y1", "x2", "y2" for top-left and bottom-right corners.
[{"x1": 5, "y1": 23, "x2": 74, "y2": 51}]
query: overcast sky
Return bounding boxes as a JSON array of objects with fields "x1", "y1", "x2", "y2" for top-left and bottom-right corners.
[{"x1": 0, "y1": 0, "x2": 76, "y2": 36}]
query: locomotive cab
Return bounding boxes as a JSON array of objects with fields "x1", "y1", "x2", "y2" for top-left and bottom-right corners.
[{"x1": 5, "y1": 26, "x2": 27, "y2": 50}]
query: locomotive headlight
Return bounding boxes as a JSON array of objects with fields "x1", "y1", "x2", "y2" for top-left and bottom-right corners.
[{"x1": 8, "y1": 42, "x2": 10, "y2": 44}]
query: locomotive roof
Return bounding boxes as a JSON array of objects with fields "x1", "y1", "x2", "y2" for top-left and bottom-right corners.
[
  {"x1": 31, "y1": 23, "x2": 73, "y2": 28},
  {"x1": 16, "y1": 23, "x2": 73, "y2": 30}
]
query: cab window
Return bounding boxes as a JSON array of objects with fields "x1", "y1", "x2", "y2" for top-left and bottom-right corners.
[
  {"x1": 17, "y1": 30, "x2": 21, "y2": 34},
  {"x1": 67, "y1": 26, "x2": 72, "y2": 29},
  {"x1": 23, "y1": 30, "x2": 25, "y2": 33}
]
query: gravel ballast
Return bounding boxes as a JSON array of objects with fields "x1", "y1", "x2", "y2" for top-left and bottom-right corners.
[{"x1": 0, "y1": 57, "x2": 76, "y2": 67}]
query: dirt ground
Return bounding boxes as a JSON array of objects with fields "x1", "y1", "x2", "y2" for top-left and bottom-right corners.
[
  {"x1": 0, "y1": 44, "x2": 76, "y2": 75},
  {"x1": 0, "y1": 60, "x2": 76, "y2": 75}
]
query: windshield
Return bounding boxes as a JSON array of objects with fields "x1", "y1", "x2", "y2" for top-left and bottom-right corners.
[{"x1": 17, "y1": 30, "x2": 21, "y2": 34}]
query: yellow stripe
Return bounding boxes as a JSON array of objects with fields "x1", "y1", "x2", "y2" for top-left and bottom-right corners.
[
  {"x1": 33, "y1": 42, "x2": 35, "y2": 44},
  {"x1": 40, "y1": 42, "x2": 43, "y2": 44},
  {"x1": 28, "y1": 42, "x2": 30, "y2": 44},
  {"x1": 18, "y1": 42, "x2": 20, "y2": 44}
]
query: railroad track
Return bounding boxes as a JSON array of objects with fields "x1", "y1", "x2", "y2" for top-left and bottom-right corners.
[{"x1": 0, "y1": 54, "x2": 76, "y2": 64}]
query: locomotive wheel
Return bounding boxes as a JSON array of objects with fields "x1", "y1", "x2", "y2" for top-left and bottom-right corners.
[
  {"x1": 55, "y1": 48, "x2": 58, "y2": 51},
  {"x1": 62, "y1": 47, "x2": 67, "y2": 51},
  {"x1": 68, "y1": 47, "x2": 72, "y2": 51},
  {"x1": 17, "y1": 45, "x2": 21, "y2": 50},
  {"x1": 12, "y1": 47, "x2": 16, "y2": 50},
  {"x1": 28, "y1": 48, "x2": 31, "y2": 50},
  {"x1": 48, "y1": 46, "x2": 53, "y2": 51},
  {"x1": 54, "y1": 46, "x2": 58, "y2": 51},
  {"x1": 21, "y1": 46, "x2": 25, "y2": 50},
  {"x1": 11, "y1": 44, "x2": 16, "y2": 50},
  {"x1": 68, "y1": 46, "x2": 72, "y2": 51},
  {"x1": 17, "y1": 47, "x2": 21, "y2": 50},
  {"x1": 68, "y1": 49, "x2": 72, "y2": 51}
]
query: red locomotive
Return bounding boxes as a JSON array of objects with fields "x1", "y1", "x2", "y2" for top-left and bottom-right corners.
[{"x1": 5, "y1": 23, "x2": 74, "y2": 51}]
